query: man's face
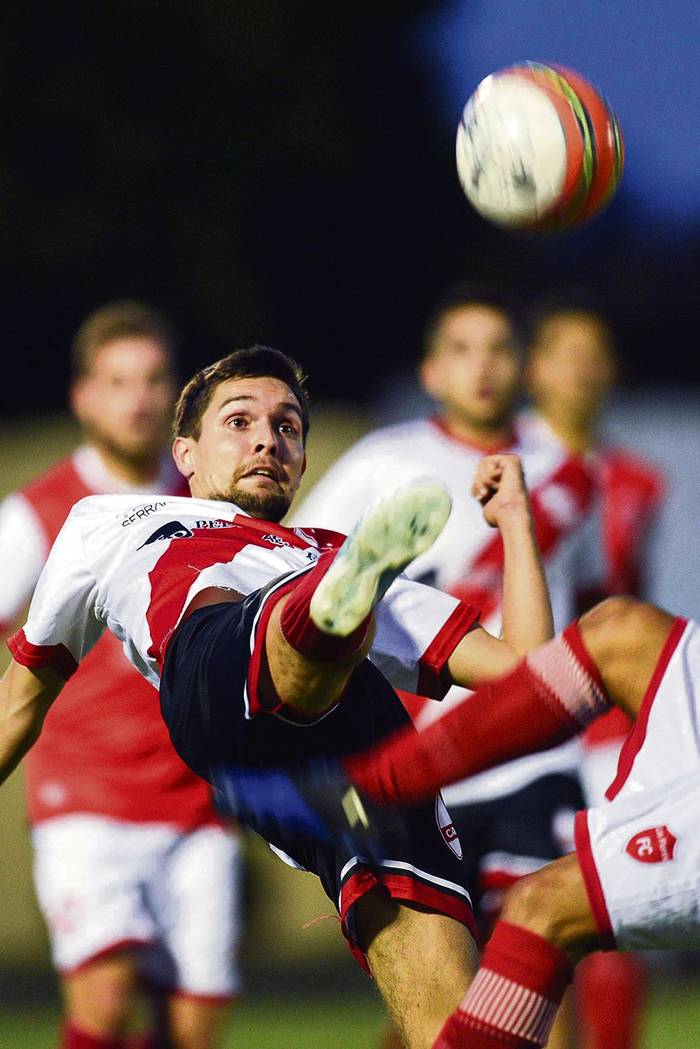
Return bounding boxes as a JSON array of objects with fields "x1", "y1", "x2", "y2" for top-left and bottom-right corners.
[
  {"x1": 172, "y1": 375, "x2": 306, "y2": 521},
  {"x1": 528, "y1": 313, "x2": 616, "y2": 421},
  {"x1": 71, "y1": 338, "x2": 176, "y2": 466},
  {"x1": 420, "y1": 305, "x2": 521, "y2": 430}
]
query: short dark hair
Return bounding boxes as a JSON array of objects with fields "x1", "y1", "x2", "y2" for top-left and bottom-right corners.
[
  {"x1": 526, "y1": 290, "x2": 615, "y2": 351},
  {"x1": 423, "y1": 282, "x2": 522, "y2": 357},
  {"x1": 174, "y1": 345, "x2": 310, "y2": 442},
  {"x1": 71, "y1": 300, "x2": 178, "y2": 377}
]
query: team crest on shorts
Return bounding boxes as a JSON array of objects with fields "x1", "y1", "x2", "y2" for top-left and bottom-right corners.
[
  {"x1": 625, "y1": 825, "x2": 677, "y2": 864},
  {"x1": 436, "y1": 795, "x2": 462, "y2": 860}
]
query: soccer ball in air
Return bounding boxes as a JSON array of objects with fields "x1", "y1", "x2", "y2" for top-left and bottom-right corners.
[{"x1": 455, "y1": 62, "x2": 624, "y2": 232}]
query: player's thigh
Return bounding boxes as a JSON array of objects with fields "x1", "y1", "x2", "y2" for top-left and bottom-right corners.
[
  {"x1": 62, "y1": 952, "x2": 140, "y2": 1033},
  {"x1": 146, "y1": 825, "x2": 243, "y2": 1000},
  {"x1": 356, "y1": 888, "x2": 476, "y2": 1049},
  {"x1": 31, "y1": 815, "x2": 161, "y2": 974}
]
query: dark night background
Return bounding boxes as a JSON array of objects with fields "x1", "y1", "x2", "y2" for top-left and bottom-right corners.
[{"x1": 0, "y1": 1, "x2": 699, "y2": 414}]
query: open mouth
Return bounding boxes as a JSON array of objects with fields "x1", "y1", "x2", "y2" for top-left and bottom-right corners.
[{"x1": 240, "y1": 466, "x2": 283, "y2": 484}]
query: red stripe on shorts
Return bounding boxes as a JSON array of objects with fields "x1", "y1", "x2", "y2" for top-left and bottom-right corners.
[{"x1": 605, "y1": 617, "x2": 688, "y2": 801}]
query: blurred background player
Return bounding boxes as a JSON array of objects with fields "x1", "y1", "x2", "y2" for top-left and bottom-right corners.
[
  {"x1": 294, "y1": 283, "x2": 603, "y2": 1049},
  {"x1": 0, "y1": 302, "x2": 242, "y2": 1049},
  {"x1": 522, "y1": 295, "x2": 665, "y2": 1049}
]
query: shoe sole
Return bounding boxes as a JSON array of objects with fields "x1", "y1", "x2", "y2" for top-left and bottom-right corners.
[{"x1": 310, "y1": 480, "x2": 452, "y2": 636}]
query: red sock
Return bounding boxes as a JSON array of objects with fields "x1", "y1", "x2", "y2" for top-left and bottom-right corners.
[
  {"x1": 60, "y1": 1022, "x2": 126, "y2": 1049},
  {"x1": 345, "y1": 622, "x2": 609, "y2": 806},
  {"x1": 279, "y1": 552, "x2": 371, "y2": 661},
  {"x1": 576, "y1": 950, "x2": 647, "y2": 1049},
  {"x1": 433, "y1": 922, "x2": 573, "y2": 1048}
]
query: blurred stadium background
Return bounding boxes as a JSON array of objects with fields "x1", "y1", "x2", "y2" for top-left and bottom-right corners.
[{"x1": 1, "y1": 1, "x2": 699, "y2": 1045}]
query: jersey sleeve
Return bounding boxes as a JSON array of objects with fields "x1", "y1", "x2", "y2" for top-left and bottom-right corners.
[
  {"x1": 0, "y1": 493, "x2": 48, "y2": 633},
  {"x1": 369, "y1": 575, "x2": 479, "y2": 699},
  {"x1": 7, "y1": 506, "x2": 103, "y2": 680}
]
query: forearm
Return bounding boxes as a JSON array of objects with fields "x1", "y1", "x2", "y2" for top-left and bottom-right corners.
[
  {"x1": 499, "y1": 503, "x2": 553, "y2": 654},
  {"x1": 0, "y1": 662, "x2": 60, "y2": 785}
]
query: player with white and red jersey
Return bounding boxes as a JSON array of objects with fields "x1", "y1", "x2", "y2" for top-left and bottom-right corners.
[
  {"x1": 0, "y1": 303, "x2": 242, "y2": 1049},
  {"x1": 523, "y1": 297, "x2": 666, "y2": 1049},
  {"x1": 292, "y1": 597, "x2": 700, "y2": 1049},
  {"x1": 1, "y1": 345, "x2": 558, "y2": 1049},
  {"x1": 294, "y1": 287, "x2": 601, "y2": 951},
  {"x1": 294, "y1": 285, "x2": 603, "y2": 1049}
]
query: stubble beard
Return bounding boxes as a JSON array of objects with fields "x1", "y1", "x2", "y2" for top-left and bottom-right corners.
[{"x1": 209, "y1": 483, "x2": 292, "y2": 523}]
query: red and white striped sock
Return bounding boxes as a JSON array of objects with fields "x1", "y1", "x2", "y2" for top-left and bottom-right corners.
[
  {"x1": 432, "y1": 923, "x2": 573, "y2": 1048},
  {"x1": 279, "y1": 552, "x2": 371, "y2": 662},
  {"x1": 345, "y1": 621, "x2": 609, "y2": 806}
]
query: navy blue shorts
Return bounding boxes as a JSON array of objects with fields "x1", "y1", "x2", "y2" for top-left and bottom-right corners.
[
  {"x1": 449, "y1": 772, "x2": 585, "y2": 938},
  {"x1": 159, "y1": 589, "x2": 475, "y2": 968}
]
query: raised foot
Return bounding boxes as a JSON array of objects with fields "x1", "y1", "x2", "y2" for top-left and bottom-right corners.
[{"x1": 310, "y1": 480, "x2": 451, "y2": 637}]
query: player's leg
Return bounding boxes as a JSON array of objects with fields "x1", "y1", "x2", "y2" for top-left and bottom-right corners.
[
  {"x1": 145, "y1": 826, "x2": 241, "y2": 1049},
  {"x1": 263, "y1": 480, "x2": 452, "y2": 716},
  {"x1": 432, "y1": 853, "x2": 593, "y2": 1049},
  {"x1": 165, "y1": 997, "x2": 230, "y2": 1049},
  {"x1": 31, "y1": 816, "x2": 161, "y2": 1049},
  {"x1": 576, "y1": 717, "x2": 648, "y2": 1049},
  {"x1": 344, "y1": 598, "x2": 679, "y2": 808},
  {"x1": 355, "y1": 888, "x2": 477, "y2": 1049},
  {"x1": 574, "y1": 596, "x2": 678, "y2": 720},
  {"x1": 60, "y1": 954, "x2": 139, "y2": 1046},
  {"x1": 575, "y1": 950, "x2": 647, "y2": 1049}
]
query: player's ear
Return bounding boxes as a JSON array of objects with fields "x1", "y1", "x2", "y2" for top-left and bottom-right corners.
[
  {"x1": 172, "y1": 435, "x2": 195, "y2": 479},
  {"x1": 419, "y1": 354, "x2": 443, "y2": 401},
  {"x1": 301, "y1": 452, "x2": 307, "y2": 476},
  {"x1": 69, "y1": 376, "x2": 91, "y2": 424}
]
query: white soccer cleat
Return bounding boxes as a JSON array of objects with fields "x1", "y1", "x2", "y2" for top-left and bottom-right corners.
[{"x1": 310, "y1": 480, "x2": 452, "y2": 637}]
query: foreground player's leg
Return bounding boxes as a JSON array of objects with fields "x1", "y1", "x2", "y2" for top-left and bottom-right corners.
[
  {"x1": 346, "y1": 598, "x2": 675, "y2": 808},
  {"x1": 264, "y1": 480, "x2": 452, "y2": 716},
  {"x1": 432, "y1": 854, "x2": 595, "y2": 1049},
  {"x1": 355, "y1": 887, "x2": 476, "y2": 1049}
]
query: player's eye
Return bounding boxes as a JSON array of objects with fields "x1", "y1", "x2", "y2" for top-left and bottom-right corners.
[
  {"x1": 278, "y1": 422, "x2": 298, "y2": 435},
  {"x1": 227, "y1": 415, "x2": 248, "y2": 428}
]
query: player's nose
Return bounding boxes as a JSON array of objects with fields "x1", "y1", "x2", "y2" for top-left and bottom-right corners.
[{"x1": 252, "y1": 420, "x2": 281, "y2": 456}]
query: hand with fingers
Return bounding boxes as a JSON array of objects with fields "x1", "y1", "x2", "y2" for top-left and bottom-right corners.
[{"x1": 472, "y1": 453, "x2": 530, "y2": 529}]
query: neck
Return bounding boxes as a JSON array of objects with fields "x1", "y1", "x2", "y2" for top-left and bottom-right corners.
[
  {"x1": 439, "y1": 411, "x2": 513, "y2": 450},
  {"x1": 537, "y1": 405, "x2": 597, "y2": 453},
  {"x1": 92, "y1": 445, "x2": 162, "y2": 486}
]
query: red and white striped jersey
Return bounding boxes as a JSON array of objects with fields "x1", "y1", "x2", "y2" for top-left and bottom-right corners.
[
  {"x1": 0, "y1": 449, "x2": 224, "y2": 828},
  {"x1": 293, "y1": 416, "x2": 601, "y2": 803},
  {"x1": 10, "y1": 493, "x2": 478, "y2": 712},
  {"x1": 519, "y1": 410, "x2": 666, "y2": 759}
]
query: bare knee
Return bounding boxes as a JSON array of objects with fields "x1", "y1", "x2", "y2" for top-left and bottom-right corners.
[
  {"x1": 63, "y1": 956, "x2": 137, "y2": 1036},
  {"x1": 500, "y1": 854, "x2": 599, "y2": 956},
  {"x1": 579, "y1": 597, "x2": 676, "y2": 716}
]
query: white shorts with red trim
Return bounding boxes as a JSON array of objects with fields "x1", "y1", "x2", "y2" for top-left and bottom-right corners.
[
  {"x1": 575, "y1": 617, "x2": 700, "y2": 951},
  {"x1": 32, "y1": 815, "x2": 242, "y2": 998}
]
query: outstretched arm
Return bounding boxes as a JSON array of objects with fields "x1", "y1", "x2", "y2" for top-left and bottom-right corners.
[
  {"x1": 446, "y1": 453, "x2": 554, "y2": 688},
  {"x1": 0, "y1": 660, "x2": 63, "y2": 785}
]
